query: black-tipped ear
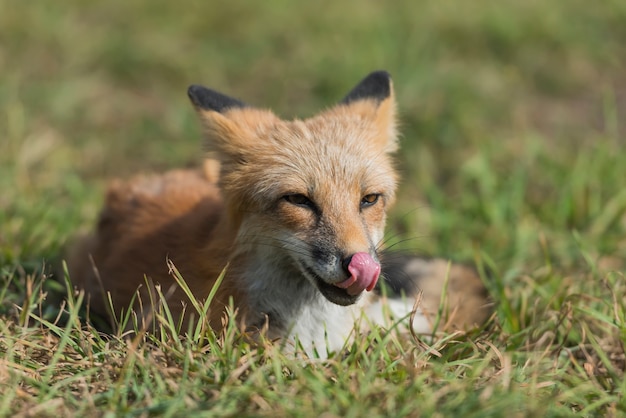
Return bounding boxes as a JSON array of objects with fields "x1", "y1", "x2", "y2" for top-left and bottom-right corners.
[
  {"x1": 341, "y1": 71, "x2": 392, "y2": 105},
  {"x1": 187, "y1": 85, "x2": 247, "y2": 113}
]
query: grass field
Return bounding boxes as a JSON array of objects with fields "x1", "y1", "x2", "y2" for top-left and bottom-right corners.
[{"x1": 1, "y1": 0, "x2": 626, "y2": 416}]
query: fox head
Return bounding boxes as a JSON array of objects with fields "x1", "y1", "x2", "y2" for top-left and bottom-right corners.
[{"x1": 188, "y1": 71, "x2": 399, "y2": 306}]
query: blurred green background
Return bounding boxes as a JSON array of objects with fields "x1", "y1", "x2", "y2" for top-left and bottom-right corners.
[{"x1": 1, "y1": 0, "x2": 625, "y2": 277}]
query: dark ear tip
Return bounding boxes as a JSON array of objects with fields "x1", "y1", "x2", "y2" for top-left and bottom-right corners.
[
  {"x1": 187, "y1": 84, "x2": 247, "y2": 113},
  {"x1": 187, "y1": 84, "x2": 205, "y2": 106},
  {"x1": 341, "y1": 70, "x2": 393, "y2": 105},
  {"x1": 366, "y1": 70, "x2": 392, "y2": 84}
]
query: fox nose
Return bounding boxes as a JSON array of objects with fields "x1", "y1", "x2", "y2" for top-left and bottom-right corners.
[{"x1": 341, "y1": 255, "x2": 354, "y2": 277}]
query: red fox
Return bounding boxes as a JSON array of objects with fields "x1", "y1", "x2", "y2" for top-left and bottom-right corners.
[{"x1": 69, "y1": 71, "x2": 489, "y2": 356}]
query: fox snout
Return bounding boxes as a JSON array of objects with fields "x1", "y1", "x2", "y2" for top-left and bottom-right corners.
[{"x1": 303, "y1": 249, "x2": 381, "y2": 306}]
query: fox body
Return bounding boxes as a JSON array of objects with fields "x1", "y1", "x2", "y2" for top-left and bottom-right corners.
[{"x1": 69, "y1": 72, "x2": 489, "y2": 356}]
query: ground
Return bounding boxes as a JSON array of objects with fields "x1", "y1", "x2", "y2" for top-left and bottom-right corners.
[{"x1": 1, "y1": 0, "x2": 625, "y2": 416}]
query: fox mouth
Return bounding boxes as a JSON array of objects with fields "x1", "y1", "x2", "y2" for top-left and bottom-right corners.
[
  {"x1": 302, "y1": 253, "x2": 380, "y2": 306},
  {"x1": 303, "y1": 266, "x2": 361, "y2": 306}
]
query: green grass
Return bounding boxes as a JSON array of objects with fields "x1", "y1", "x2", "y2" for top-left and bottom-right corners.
[{"x1": 1, "y1": 0, "x2": 626, "y2": 415}]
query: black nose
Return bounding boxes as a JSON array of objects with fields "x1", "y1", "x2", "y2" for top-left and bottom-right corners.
[{"x1": 341, "y1": 254, "x2": 353, "y2": 276}]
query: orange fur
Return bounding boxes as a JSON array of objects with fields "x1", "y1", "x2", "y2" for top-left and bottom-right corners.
[{"x1": 69, "y1": 168, "x2": 243, "y2": 328}]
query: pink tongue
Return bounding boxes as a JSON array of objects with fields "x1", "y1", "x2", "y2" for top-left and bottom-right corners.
[{"x1": 333, "y1": 252, "x2": 381, "y2": 296}]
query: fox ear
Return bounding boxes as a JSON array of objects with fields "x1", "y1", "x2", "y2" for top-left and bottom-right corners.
[
  {"x1": 187, "y1": 85, "x2": 247, "y2": 113},
  {"x1": 188, "y1": 85, "x2": 252, "y2": 159},
  {"x1": 340, "y1": 71, "x2": 398, "y2": 152},
  {"x1": 341, "y1": 71, "x2": 392, "y2": 105},
  {"x1": 188, "y1": 85, "x2": 279, "y2": 163}
]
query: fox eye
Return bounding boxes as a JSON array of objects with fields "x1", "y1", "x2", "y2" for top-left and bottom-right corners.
[
  {"x1": 360, "y1": 193, "x2": 380, "y2": 208},
  {"x1": 283, "y1": 193, "x2": 315, "y2": 209}
]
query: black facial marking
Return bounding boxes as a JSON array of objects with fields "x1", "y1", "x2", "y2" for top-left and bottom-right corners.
[
  {"x1": 311, "y1": 246, "x2": 327, "y2": 263},
  {"x1": 341, "y1": 70, "x2": 391, "y2": 105},
  {"x1": 187, "y1": 84, "x2": 247, "y2": 113}
]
